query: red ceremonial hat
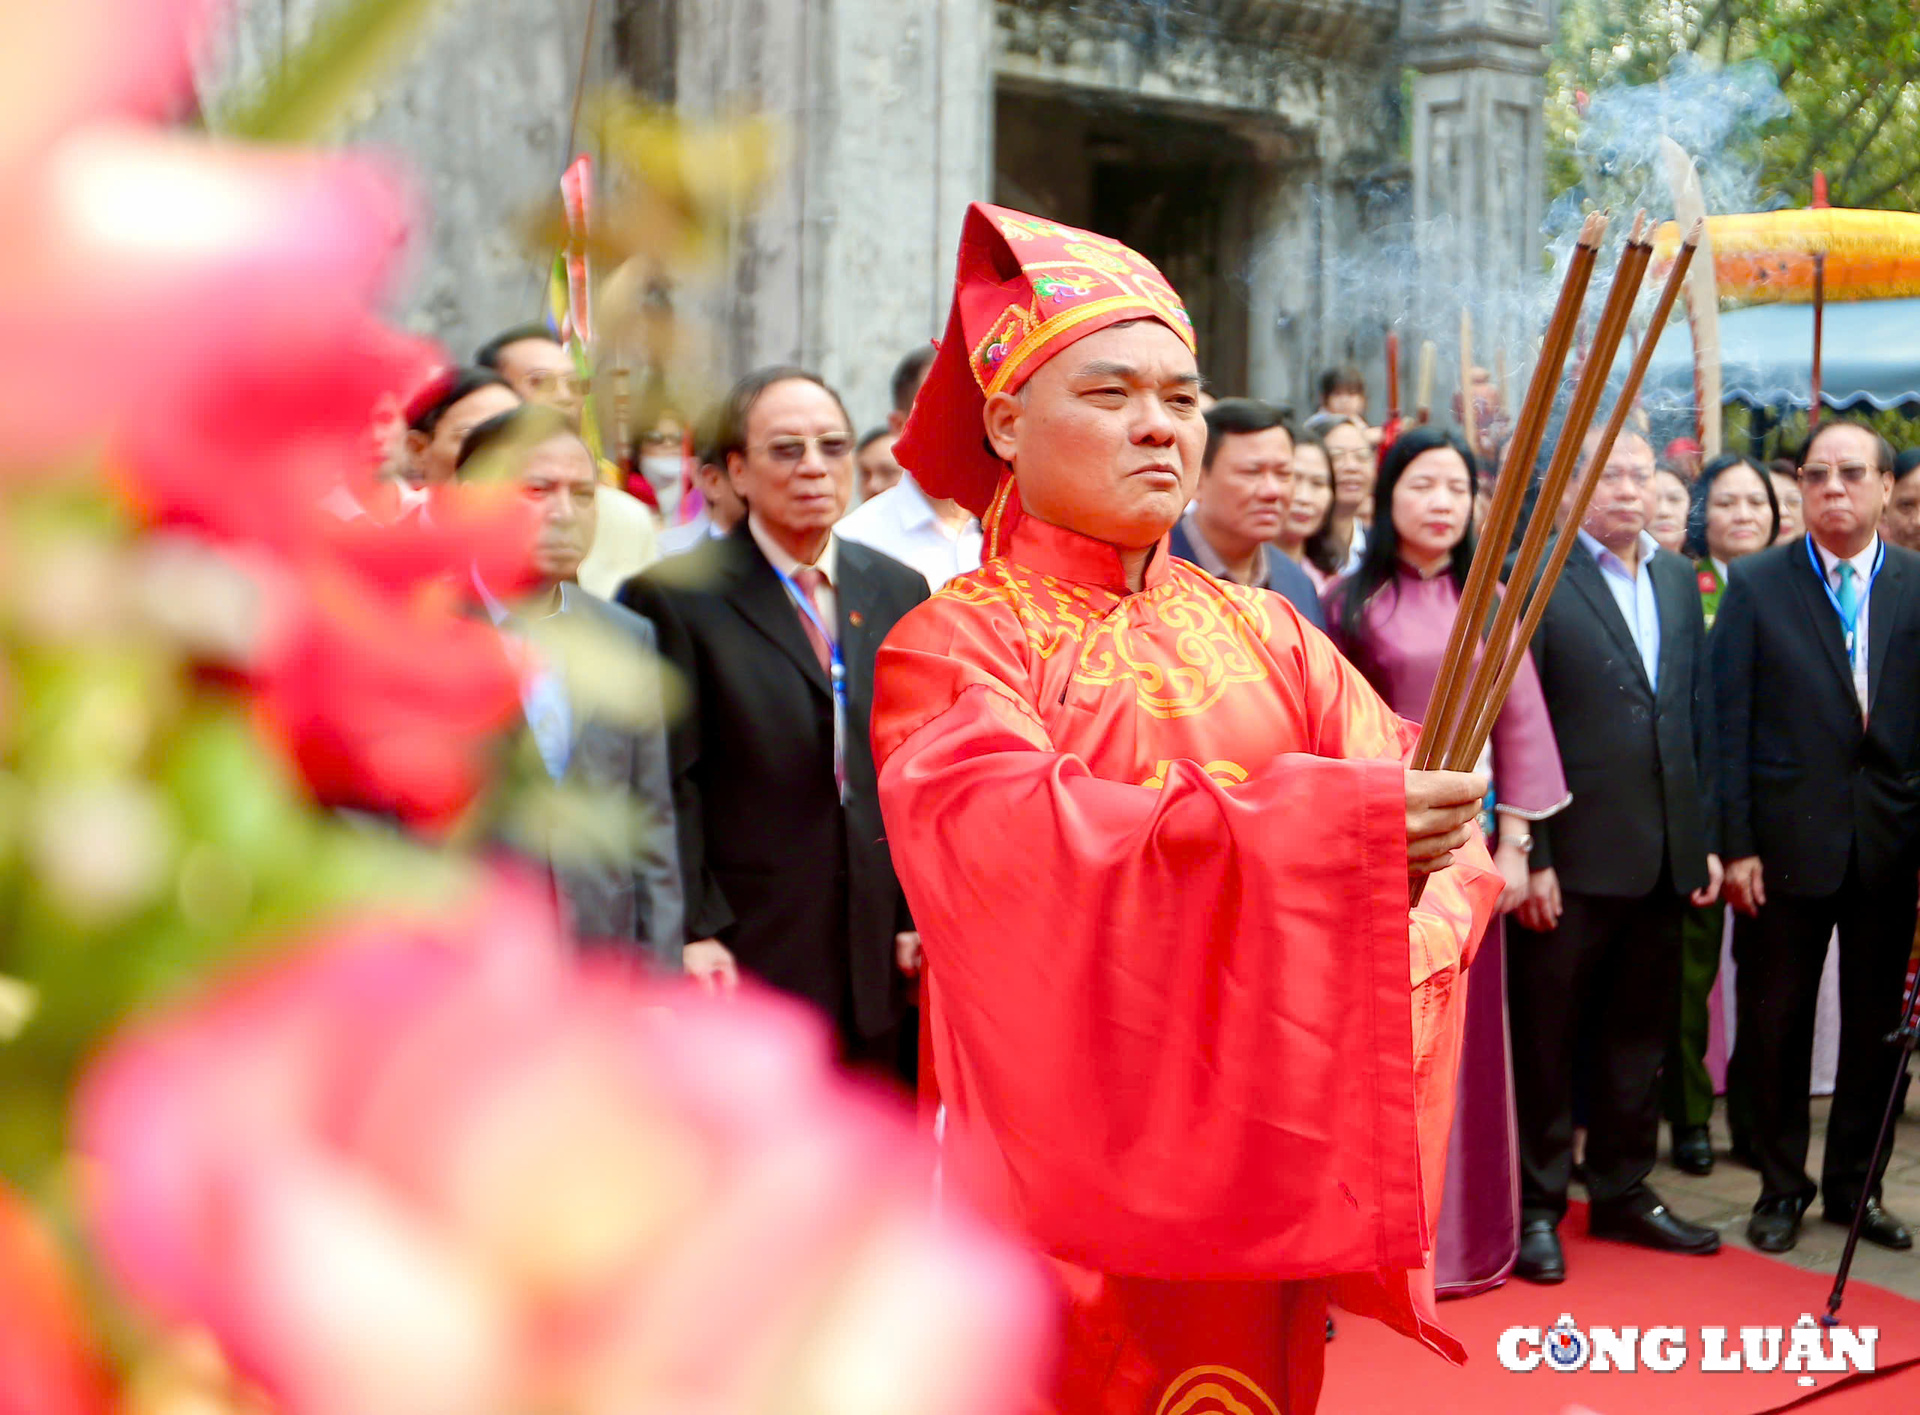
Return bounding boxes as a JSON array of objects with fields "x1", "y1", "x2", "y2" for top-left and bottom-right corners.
[{"x1": 895, "y1": 203, "x2": 1195, "y2": 529}]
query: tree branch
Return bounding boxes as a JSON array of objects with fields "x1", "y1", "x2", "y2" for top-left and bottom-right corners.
[
  {"x1": 1853, "y1": 145, "x2": 1920, "y2": 208},
  {"x1": 1835, "y1": 80, "x2": 1913, "y2": 199},
  {"x1": 1690, "y1": 0, "x2": 1737, "y2": 46},
  {"x1": 1768, "y1": 0, "x2": 1863, "y2": 89},
  {"x1": 1790, "y1": 86, "x2": 1874, "y2": 188}
]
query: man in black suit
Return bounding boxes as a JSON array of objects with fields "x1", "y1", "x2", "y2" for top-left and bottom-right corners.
[
  {"x1": 1166, "y1": 399, "x2": 1326, "y2": 627},
  {"x1": 453, "y1": 404, "x2": 683, "y2": 965},
  {"x1": 1714, "y1": 418, "x2": 1920, "y2": 1254},
  {"x1": 620, "y1": 366, "x2": 928, "y2": 1072},
  {"x1": 1509, "y1": 427, "x2": 1724, "y2": 1282}
]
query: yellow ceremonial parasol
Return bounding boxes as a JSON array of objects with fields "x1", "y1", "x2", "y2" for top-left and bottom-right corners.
[
  {"x1": 1651, "y1": 200, "x2": 1920, "y2": 305},
  {"x1": 1652, "y1": 172, "x2": 1920, "y2": 431}
]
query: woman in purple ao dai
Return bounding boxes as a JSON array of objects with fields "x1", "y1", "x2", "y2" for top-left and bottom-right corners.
[{"x1": 1325, "y1": 427, "x2": 1570, "y2": 1296}]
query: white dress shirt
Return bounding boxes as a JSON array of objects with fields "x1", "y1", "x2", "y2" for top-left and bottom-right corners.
[
  {"x1": 658, "y1": 510, "x2": 727, "y2": 557},
  {"x1": 833, "y1": 474, "x2": 983, "y2": 590},
  {"x1": 1339, "y1": 523, "x2": 1368, "y2": 576},
  {"x1": 473, "y1": 573, "x2": 576, "y2": 781},
  {"x1": 749, "y1": 513, "x2": 839, "y2": 632},
  {"x1": 1813, "y1": 534, "x2": 1880, "y2": 713},
  {"x1": 1578, "y1": 528, "x2": 1663, "y2": 691}
]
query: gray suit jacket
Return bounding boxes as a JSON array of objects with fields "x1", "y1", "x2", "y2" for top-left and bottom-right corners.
[{"x1": 516, "y1": 587, "x2": 684, "y2": 966}]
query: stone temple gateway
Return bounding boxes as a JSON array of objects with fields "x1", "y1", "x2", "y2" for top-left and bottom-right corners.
[
  {"x1": 658, "y1": 0, "x2": 1554, "y2": 424},
  {"x1": 216, "y1": 0, "x2": 1554, "y2": 430}
]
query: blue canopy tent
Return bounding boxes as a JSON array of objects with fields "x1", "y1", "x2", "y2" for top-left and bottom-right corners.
[{"x1": 1640, "y1": 297, "x2": 1920, "y2": 453}]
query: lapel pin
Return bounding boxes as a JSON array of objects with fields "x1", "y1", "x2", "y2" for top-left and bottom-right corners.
[{"x1": 849, "y1": 611, "x2": 864, "y2": 627}]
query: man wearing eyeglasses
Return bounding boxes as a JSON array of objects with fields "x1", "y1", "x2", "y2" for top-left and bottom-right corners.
[
  {"x1": 477, "y1": 323, "x2": 661, "y2": 597},
  {"x1": 477, "y1": 323, "x2": 587, "y2": 422},
  {"x1": 1507, "y1": 425, "x2": 1725, "y2": 1283},
  {"x1": 618, "y1": 365, "x2": 928, "y2": 1079},
  {"x1": 1713, "y1": 418, "x2": 1920, "y2": 1255}
]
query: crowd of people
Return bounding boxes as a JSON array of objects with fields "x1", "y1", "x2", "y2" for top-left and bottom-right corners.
[
  {"x1": 1267, "y1": 379, "x2": 1920, "y2": 1281},
  {"x1": 348, "y1": 307, "x2": 1918, "y2": 1310}
]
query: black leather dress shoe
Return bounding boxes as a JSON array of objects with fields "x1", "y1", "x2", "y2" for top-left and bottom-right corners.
[
  {"x1": 1589, "y1": 1189, "x2": 1721, "y2": 1254},
  {"x1": 1671, "y1": 1125, "x2": 1715, "y2": 1176},
  {"x1": 1515, "y1": 1219, "x2": 1565, "y2": 1284},
  {"x1": 1748, "y1": 1196, "x2": 1805, "y2": 1253},
  {"x1": 1822, "y1": 1198, "x2": 1915, "y2": 1251}
]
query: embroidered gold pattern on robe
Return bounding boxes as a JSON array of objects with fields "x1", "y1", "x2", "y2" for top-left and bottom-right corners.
[
  {"x1": 1140, "y1": 760, "x2": 1249, "y2": 790},
  {"x1": 935, "y1": 561, "x2": 1274, "y2": 718},
  {"x1": 1154, "y1": 1365, "x2": 1281, "y2": 1415}
]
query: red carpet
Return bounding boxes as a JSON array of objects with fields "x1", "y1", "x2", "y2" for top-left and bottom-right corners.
[
  {"x1": 1321, "y1": 1205, "x2": 1920, "y2": 1413},
  {"x1": 1767, "y1": 1362, "x2": 1920, "y2": 1410}
]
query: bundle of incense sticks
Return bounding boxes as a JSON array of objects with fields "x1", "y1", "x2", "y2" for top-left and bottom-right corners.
[{"x1": 1408, "y1": 213, "x2": 1703, "y2": 903}]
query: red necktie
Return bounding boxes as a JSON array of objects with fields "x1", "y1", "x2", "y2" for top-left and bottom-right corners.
[
  {"x1": 790, "y1": 565, "x2": 834, "y2": 674},
  {"x1": 791, "y1": 565, "x2": 847, "y2": 799}
]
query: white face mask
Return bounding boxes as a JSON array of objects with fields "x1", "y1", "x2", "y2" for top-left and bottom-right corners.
[{"x1": 641, "y1": 454, "x2": 683, "y2": 518}]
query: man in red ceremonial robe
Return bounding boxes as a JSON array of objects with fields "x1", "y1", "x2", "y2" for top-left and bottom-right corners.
[{"x1": 870, "y1": 205, "x2": 1505, "y2": 1413}]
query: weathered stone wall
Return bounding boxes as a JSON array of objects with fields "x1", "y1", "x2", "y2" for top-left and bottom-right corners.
[
  {"x1": 666, "y1": 0, "x2": 992, "y2": 431},
  {"x1": 992, "y1": 1, "x2": 1413, "y2": 410},
  {"x1": 1404, "y1": 0, "x2": 1556, "y2": 371},
  {"x1": 200, "y1": 0, "x2": 616, "y2": 363},
  {"x1": 993, "y1": 0, "x2": 1400, "y2": 120},
  {"x1": 197, "y1": 0, "x2": 1554, "y2": 430}
]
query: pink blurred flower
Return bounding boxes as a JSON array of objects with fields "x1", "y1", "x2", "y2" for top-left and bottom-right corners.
[
  {"x1": 109, "y1": 301, "x2": 436, "y2": 548},
  {"x1": 75, "y1": 872, "x2": 1054, "y2": 1415},
  {"x1": 0, "y1": 0, "x2": 217, "y2": 173},
  {"x1": 2, "y1": 123, "x2": 413, "y2": 473},
  {"x1": 36, "y1": 132, "x2": 532, "y2": 835},
  {"x1": 244, "y1": 558, "x2": 526, "y2": 833},
  {"x1": 0, "y1": 0, "x2": 430, "y2": 503},
  {"x1": 0, "y1": 0, "x2": 543, "y2": 829}
]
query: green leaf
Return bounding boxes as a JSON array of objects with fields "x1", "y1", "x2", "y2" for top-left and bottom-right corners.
[{"x1": 216, "y1": 0, "x2": 447, "y2": 144}]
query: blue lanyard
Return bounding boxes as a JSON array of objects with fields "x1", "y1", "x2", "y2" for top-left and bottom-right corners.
[
  {"x1": 776, "y1": 567, "x2": 849, "y2": 802},
  {"x1": 1805, "y1": 534, "x2": 1883, "y2": 661}
]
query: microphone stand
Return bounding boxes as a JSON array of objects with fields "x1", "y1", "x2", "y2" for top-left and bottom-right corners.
[{"x1": 1820, "y1": 957, "x2": 1920, "y2": 1325}]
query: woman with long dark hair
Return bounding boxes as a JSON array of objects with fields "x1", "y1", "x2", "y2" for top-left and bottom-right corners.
[{"x1": 1325, "y1": 425, "x2": 1570, "y2": 1297}]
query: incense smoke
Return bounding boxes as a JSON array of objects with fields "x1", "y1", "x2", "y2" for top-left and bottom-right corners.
[
  {"x1": 1543, "y1": 53, "x2": 1791, "y2": 448},
  {"x1": 1548, "y1": 52, "x2": 1790, "y2": 242},
  {"x1": 1244, "y1": 53, "x2": 1792, "y2": 459}
]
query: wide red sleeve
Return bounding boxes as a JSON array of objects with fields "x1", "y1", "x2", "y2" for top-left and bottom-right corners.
[{"x1": 872, "y1": 593, "x2": 1499, "y2": 1348}]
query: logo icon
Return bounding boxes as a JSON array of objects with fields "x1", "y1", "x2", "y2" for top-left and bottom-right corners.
[{"x1": 1544, "y1": 1314, "x2": 1590, "y2": 1371}]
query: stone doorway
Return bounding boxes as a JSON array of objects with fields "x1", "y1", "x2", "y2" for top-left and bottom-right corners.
[{"x1": 994, "y1": 84, "x2": 1276, "y2": 397}]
